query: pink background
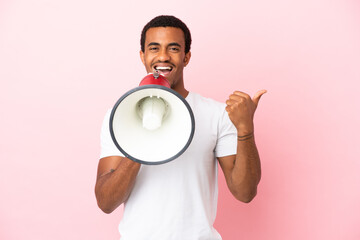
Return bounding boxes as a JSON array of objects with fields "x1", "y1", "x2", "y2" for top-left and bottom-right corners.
[{"x1": 1, "y1": 0, "x2": 359, "y2": 239}]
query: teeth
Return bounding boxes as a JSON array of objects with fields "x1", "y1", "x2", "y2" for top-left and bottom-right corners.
[{"x1": 155, "y1": 66, "x2": 172, "y2": 70}]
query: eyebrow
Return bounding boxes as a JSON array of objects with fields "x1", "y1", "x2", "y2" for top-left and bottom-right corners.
[
  {"x1": 147, "y1": 42, "x2": 160, "y2": 47},
  {"x1": 168, "y1": 42, "x2": 181, "y2": 48},
  {"x1": 147, "y1": 42, "x2": 182, "y2": 48}
]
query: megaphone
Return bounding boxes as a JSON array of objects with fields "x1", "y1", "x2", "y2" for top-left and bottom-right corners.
[{"x1": 109, "y1": 72, "x2": 195, "y2": 165}]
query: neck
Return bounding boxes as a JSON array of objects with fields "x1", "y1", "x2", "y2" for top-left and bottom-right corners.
[
  {"x1": 177, "y1": 88, "x2": 189, "y2": 98},
  {"x1": 172, "y1": 79, "x2": 188, "y2": 98}
]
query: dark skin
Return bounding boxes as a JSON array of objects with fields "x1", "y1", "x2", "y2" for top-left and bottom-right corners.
[{"x1": 95, "y1": 27, "x2": 266, "y2": 213}]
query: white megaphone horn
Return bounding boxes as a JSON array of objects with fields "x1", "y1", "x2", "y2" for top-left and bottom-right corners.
[{"x1": 109, "y1": 72, "x2": 195, "y2": 165}]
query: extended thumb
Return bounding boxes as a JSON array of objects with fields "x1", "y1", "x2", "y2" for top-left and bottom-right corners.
[{"x1": 253, "y1": 90, "x2": 267, "y2": 106}]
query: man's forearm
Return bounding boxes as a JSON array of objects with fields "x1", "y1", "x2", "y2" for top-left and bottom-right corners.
[
  {"x1": 95, "y1": 158, "x2": 140, "y2": 213},
  {"x1": 230, "y1": 134, "x2": 261, "y2": 203}
]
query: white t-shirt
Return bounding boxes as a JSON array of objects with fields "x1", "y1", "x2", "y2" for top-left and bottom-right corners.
[{"x1": 100, "y1": 92, "x2": 237, "y2": 240}]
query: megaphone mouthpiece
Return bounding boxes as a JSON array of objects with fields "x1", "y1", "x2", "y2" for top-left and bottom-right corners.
[{"x1": 139, "y1": 73, "x2": 170, "y2": 88}]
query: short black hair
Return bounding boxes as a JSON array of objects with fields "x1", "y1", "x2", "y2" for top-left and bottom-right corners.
[{"x1": 140, "y1": 15, "x2": 192, "y2": 54}]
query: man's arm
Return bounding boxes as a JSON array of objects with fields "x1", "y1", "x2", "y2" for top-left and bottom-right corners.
[
  {"x1": 218, "y1": 90, "x2": 266, "y2": 203},
  {"x1": 218, "y1": 138, "x2": 261, "y2": 203},
  {"x1": 95, "y1": 156, "x2": 140, "y2": 213}
]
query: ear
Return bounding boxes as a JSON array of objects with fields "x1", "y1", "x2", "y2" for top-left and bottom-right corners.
[
  {"x1": 140, "y1": 50, "x2": 145, "y2": 66},
  {"x1": 184, "y1": 51, "x2": 191, "y2": 67}
]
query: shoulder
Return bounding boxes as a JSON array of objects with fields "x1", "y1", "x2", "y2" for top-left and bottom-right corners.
[{"x1": 187, "y1": 92, "x2": 226, "y2": 112}]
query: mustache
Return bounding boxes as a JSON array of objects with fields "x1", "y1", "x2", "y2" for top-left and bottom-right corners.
[{"x1": 151, "y1": 61, "x2": 175, "y2": 67}]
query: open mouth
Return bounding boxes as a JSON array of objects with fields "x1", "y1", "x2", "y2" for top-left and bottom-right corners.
[{"x1": 154, "y1": 66, "x2": 173, "y2": 76}]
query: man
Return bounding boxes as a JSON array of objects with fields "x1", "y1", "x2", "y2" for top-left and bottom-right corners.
[{"x1": 95, "y1": 15, "x2": 266, "y2": 239}]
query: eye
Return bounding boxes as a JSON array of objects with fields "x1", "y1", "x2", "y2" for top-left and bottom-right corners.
[
  {"x1": 149, "y1": 47, "x2": 159, "y2": 51},
  {"x1": 169, "y1": 47, "x2": 180, "y2": 52}
]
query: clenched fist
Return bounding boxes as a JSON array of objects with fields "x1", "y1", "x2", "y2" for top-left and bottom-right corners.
[{"x1": 225, "y1": 90, "x2": 267, "y2": 135}]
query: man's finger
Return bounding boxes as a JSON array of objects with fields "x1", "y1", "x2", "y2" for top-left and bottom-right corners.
[
  {"x1": 233, "y1": 91, "x2": 251, "y2": 99},
  {"x1": 252, "y1": 90, "x2": 267, "y2": 106},
  {"x1": 226, "y1": 99, "x2": 238, "y2": 106},
  {"x1": 225, "y1": 105, "x2": 231, "y2": 113}
]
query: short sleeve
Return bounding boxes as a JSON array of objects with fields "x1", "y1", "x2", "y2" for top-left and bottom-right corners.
[
  {"x1": 214, "y1": 107, "x2": 237, "y2": 158},
  {"x1": 99, "y1": 109, "x2": 124, "y2": 159}
]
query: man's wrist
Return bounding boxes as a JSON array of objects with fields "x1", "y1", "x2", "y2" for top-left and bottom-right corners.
[
  {"x1": 237, "y1": 131, "x2": 254, "y2": 141},
  {"x1": 236, "y1": 125, "x2": 254, "y2": 135}
]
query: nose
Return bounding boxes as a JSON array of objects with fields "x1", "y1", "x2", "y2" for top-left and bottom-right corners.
[{"x1": 158, "y1": 49, "x2": 170, "y2": 62}]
